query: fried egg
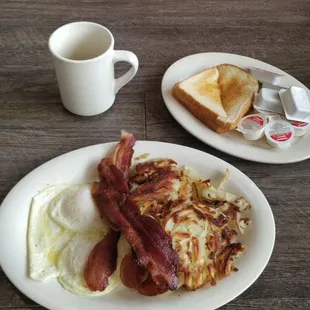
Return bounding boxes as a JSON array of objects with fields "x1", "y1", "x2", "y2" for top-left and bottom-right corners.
[
  {"x1": 28, "y1": 160, "x2": 251, "y2": 296},
  {"x1": 28, "y1": 185, "x2": 74, "y2": 281},
  {"x1": 48, "y1": 184, "x2": 107, "y2": 232},
  {"x1": 27, "y1": 184, "x2": 119, "y2": 296},
  {"x1": 57, "y1": 232, "x2": 120, "y2": 296}
]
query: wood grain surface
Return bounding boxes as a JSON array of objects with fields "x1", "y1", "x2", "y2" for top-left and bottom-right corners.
[{"x1": 0, "y1": 0, "x2": 310, "y2": 309}]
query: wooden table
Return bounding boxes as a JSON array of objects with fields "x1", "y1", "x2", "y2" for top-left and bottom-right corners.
[{"x1": 1, "y1": 1, "x2": 310, "y2": 309}]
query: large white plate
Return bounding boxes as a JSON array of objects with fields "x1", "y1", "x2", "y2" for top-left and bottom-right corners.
[
  {"x1": 0, "y1": 141, "x2": 275, "y2": 310},
  {"x1": 161, "y1": 52, "x2": 310, "y2": 164}
]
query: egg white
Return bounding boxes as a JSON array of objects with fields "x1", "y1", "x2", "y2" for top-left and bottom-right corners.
[
  {"x1": 57, "y1": 232, "x2": 120, "y2": 296},
  {"x1": 48, "y1": 184, "x2": 107, "y2": 233},
  {"x1": 28, "y1": 184, "x2": 120, "y2": 296},
  {"x1": 28, "y1": 185, "x2": 74, "y2": 281}
]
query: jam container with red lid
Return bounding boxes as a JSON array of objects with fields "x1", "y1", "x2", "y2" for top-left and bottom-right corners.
[
  {"x1": 289, "y1": 120, "x2": 309, "y2": 137},
  {"x1": 264, "y1": 120, "x2": 294, "y2": 148},
  {"x1": 237, "y1": 114, "x2": 267, "y2": 140}
]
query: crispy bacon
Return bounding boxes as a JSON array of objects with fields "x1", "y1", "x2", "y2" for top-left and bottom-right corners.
[
  {"x1": 84, "y1": 229, "x2": 120, "y2": 291},
  {"x1": 95, "y1": 164, "x2": 179, "y2": 290},
  {"x1": 138, "y1": 274, "x2": 168, "y2": 296},
  {"x1": 85, "y1": 131, "x2": 135, "y2": 292},
  {"x1": 87, "y1": 131, "x2": 179, "y2": 295},
  {"x1": 92, "y1": 166, "x2": 130, "y2": 228},
  {"x1": 120, "y1": 254, "x2": 145, "y2": 289},
  {"x1": 112, "y1": 130, "x2": 137, "y2": 178},
  {"x1": 120, "y1": 254, "x2": 168, "y2": 296},
  {"x1": 120, "y1": 255, "x2": 168, "y2": 296},
  {"x1": 137, "y1": 214, "x2": 179, "y2": 285}
]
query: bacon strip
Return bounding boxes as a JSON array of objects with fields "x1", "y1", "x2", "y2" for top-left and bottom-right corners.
[
  {"x1": 121, "y1": 203, "x2": 179, "y2": 289},
  {"x1": 84, "y1": 229, "x2": 120, "y2": 291},
  {"x1": 85, "y1": 131, "x2": 135, "y2": 292},
  {"x1": 87, "y1": 131, "x2": 179, "y2": 295},
  {"x1": 112, "y1": 130, "x2": 137, "y2": 178},
  {"x1": 120, "y1": 254, "x2": 168, "y2": 296},
  {"x1": 120, "y1": 254, "x2": 145, "y2": 289},
  {"x1": 95, "y1": 163, "x2": 179, "y2": 291}
]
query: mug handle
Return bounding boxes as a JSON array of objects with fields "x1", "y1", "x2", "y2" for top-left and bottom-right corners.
[{"x1": 113, "y1": 50, "x2": 139, "y2": 94}]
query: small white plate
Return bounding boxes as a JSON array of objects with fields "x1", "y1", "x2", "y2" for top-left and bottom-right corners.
[
  {"x1": 0, "y1": 141, "x2": 275, "y2": 310},
  {"x1": 161, "y1": 52, "x2": 310, "y2": 164}
]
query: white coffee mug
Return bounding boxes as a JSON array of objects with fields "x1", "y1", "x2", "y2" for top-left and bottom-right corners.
[{"x1": 48, "y1": 21, "x2": 139, "y2": 116}]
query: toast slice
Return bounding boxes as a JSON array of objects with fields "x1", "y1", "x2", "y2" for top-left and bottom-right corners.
[
  {"x1": 172, "y1": 64, "x2": 259, "y2": 133},
  {"x1": 172, "y1": 67, "x2": 231, "y2": 132},
  {"x1": 217, "y1": 64, "x2": 259, "y2": 132}
]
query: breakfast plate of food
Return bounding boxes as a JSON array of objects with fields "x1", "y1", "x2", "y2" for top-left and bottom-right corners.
[
  {"x1": 161, "y1": 52, "x2": 310, "y2": 164},
  {"x1": 0, "y1": 131, "x2": 275, "y2": 310}
]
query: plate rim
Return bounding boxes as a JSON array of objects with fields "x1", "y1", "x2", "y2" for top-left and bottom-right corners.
[
  {"x1": 161, "y1": 52, "x2": 310, "y2": 164},
  {"x1": 0, "y1": 140, "x2": 276, "y2": 310}
]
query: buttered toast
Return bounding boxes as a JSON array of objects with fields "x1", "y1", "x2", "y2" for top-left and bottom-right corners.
[{"x1": 172, "y1": 64, "x2": 259, "y2": 133}]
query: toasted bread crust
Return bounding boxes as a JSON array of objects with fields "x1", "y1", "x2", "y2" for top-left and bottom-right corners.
[
  {"x1": 217, "y1": 63, "x2": 259, "y2": 92},
  {"x1": 216, "y1": 64, "x2": 258, "y2": 132},
  {"x1": 172, "y1": 84, "x2": 231, "y2": 132},
  {"x1": 230, "y1": 92, "x2": 255, "y2": 128},
  {"x1": 172, "y1": 64, "x2": 258, "y2": 133},
  {"x1": 214, "y1": 93, "x2": 254, "y2": 133}
]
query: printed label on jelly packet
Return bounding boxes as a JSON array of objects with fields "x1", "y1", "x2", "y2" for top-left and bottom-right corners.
[
  {"x1": 268, "y1": 121, "x2": 293, "y2": 142},
  {"x1": 270, "y1": 132, "x2": 292, "y2": 142},
  {"x1": 247, "y1": 116, "x2": 264, "y2": 126},
  {"x1": 291, "y1": 121, "x2": 308, "y2": 128},
  {"x1": 241, "y1": 116, "x2": 264, "y2": 131}
]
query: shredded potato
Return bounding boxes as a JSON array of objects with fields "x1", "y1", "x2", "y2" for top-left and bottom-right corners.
[{"x1": 130, "y1": 160, "x2": 251, "y2": 291}]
